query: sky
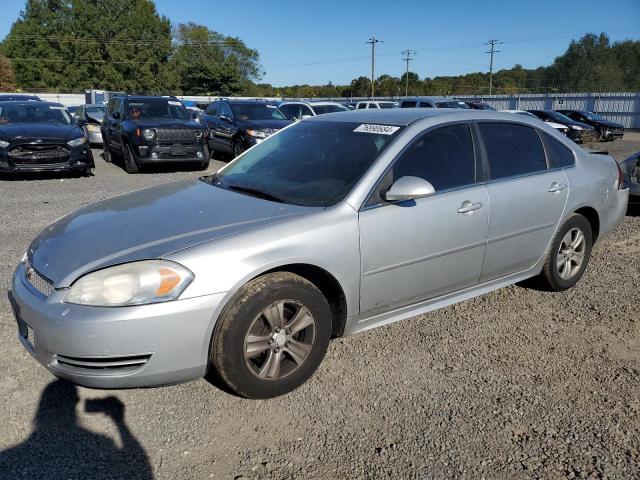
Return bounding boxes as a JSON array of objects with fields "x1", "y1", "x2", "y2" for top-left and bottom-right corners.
[{"x1": 0, "y1": 0, "x2": 639, "y2": 86}]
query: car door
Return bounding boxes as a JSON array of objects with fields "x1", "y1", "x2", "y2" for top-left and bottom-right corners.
[
  {"x1": 359, "y1": 122, "x2": 489, "y2": 313},
  {"x1": 201, "y1": 102, "x2": 220, "y2": 150},
  {"x1": 477, "y1": 122, "x2": 569, "y2": 282},
  {"x1": 216, "y1": 102, "x2": 236, "y2": 152},
  {"x1": 105, "y1": 98, "x2": 123, "y2": 152}
]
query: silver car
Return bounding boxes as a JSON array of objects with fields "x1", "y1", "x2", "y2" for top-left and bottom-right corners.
[
  {"x1": 619, "y1": 150, "x2": 640, "y2": 202},
  {"x1": 9, "y1": 110, "x2": 628, "y2": 399}
]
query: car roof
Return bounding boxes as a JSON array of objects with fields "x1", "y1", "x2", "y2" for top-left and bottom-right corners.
[
  {"x1": 222, "y1": 99, "x2": 273, "y2": 105},
  {"x1": 126, "y1": 96, "x2": 179, "y2": 101},
  {"x1": 401, "y1": 96, "x2": 452, "y2": 102},
  {"x1": 0, "y1": 100, "x2": 63, "y2": 107},
  {"x1": 305, "y1": 108, "x2": 488, "y2": 126}
]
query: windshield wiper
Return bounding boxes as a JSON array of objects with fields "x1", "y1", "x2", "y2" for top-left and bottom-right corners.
[{"x1": 225, "y1": 184, "x2": 286, "y2": 203}]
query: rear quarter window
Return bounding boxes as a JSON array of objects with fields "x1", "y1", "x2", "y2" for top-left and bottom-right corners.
[
  {"x1": 541, "y1": 132, "x2": 575, "y2": 168},
  {"x1": 479, "y1": 123, "x2": 547, "y2": 180}
]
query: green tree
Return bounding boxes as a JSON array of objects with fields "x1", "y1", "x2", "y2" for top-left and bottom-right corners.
[
  {"x1": 348, "y1": 76, "x2": 371, "y2": 97},
  {"x1": 171, "y1": 22, "x2": 261, "y2": 95},
  {"x1": 0, "y1": 54, "x2": 16, "y2": 91},
  {"x1": 2, "y1": 0, "x2": 176, "y2": 92}
]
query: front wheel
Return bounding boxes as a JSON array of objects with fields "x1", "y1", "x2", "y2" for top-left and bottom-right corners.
[
  {"x1": 535, "y1": 214, "x2": 593, "y2": 291},
  {"x1": 208, "y1": 272, "x2": 331, "y2": 399},
  {"x1": 123, "y1": 144, "x2": 140, "y2": 174}
]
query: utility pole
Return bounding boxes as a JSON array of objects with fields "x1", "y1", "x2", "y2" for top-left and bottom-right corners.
[
  {"x1": 401, "y1": 49, "x2": 417, "y2": 97},
  {"x1": 367, "y1": 36, "x2": 382, "y2": 98},
  {"x1": 485, "y1": 39, "x2": 501, "y2": 95}
]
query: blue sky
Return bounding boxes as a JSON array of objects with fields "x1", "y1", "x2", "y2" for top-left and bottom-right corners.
[{"x1": 1, "y1": 0, "x2": 638, "y2": 86}]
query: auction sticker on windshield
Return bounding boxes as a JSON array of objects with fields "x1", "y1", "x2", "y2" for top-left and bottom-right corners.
[{"x1": 353, "y1": 124, "x2": 400, "y2": 135}]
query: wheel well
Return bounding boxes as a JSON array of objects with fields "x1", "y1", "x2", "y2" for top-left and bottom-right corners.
[
  {"x1": 262, "y1": 264, "x2": 348, "y2": 338},
  {"x1": 574, "y1": 206, "x2": 600, "y2": 243}
]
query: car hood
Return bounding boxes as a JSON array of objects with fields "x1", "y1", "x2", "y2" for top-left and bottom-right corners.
[
  {"x1": 598, "y1": 120, "x2": 624, "y2": 128},
  {"x1": 0, "y1": 124, "x2": 83, "y2": 142},
  {"x1": 86, "y1": 112, "x2": 104, "y2": 124},
  {"x1": 236, "y1": 118, "x2": 292, "y2": 130},
  {"x1": 28, "y1": 180, "x2": 315, "y2": 287},
  {"x1": 127, "y1": 118, "x2": 203, "y2": 129}
]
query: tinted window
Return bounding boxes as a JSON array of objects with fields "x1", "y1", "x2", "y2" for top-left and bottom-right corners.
[
  {"x1": 230, "y1": 103, "x2": 287, "y2": 120},
  {"x1": 213, "y1": 121, "x2": 403, "y2": 207},
  {"x1": 0, "y1": 103, "x2": 73, "y2": 125},
  {"x1": 401, "y1": 101, "x2": 417, "y2": 108},
  {"x1": 357, "y1": 103, "x2": 367, "y2": 109},
  {"x1": 279, "y1": 104, "x2": 301, "y2": 119},
  {"x1": 378, "y1": 103, "x2": 395, "y2": 109},
  {"x1": 367, "y1": 103, "x2": 378, "y2": 109},
  {"x1": 479, "y1": 123, "x2": 547, "y2": 179},
  {"x1": 219, "y1": 103, "x2": 232, "y2": 118},
  {"x1": 418, "y1": 102, "x2": 434, "y2": 108},
  {"x1": 311, "y1": 104, "x2": 348, "y2": 115},
  {"x1": 126, "y1": 98, "x2": 189, "y2": 120},
  {"x1": 205, "y1": 103, "x2": 218, "y2": 116},
  {"x1": 541, "y1": 132, "x2": 575, "y2": 168},
  {"x1": 300, "y1": 105, "x2": 314, "y2": 117},
  {"x1": 388, "y1": 124, "x2": 476, "y2": 192}
]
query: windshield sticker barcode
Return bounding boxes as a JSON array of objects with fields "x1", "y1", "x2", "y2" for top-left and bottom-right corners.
[
  {"x1": 49, "y1": 106, "x2": 65, "y2": 110},
  {"x1": 168, "y1": 101, "x2": 182, "y2": 106},
  {"x1": 353, "y1": 124, "x2": 400, "y2": 135}
]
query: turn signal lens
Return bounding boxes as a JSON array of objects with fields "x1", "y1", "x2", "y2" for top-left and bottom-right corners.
[{"x1": 157, "y1": 268, "x2": 181, "y2": 296}]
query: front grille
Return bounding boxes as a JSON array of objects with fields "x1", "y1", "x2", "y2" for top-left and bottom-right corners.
[
  {"x1": 155, "y1": 128, "x2": 199, "y2": 142},
  {"x1": 55, "y1": 353, "x2": 151, "y2": 374},
  {"x1": 24, "y1": 262, "x2": 54, "y2": 297},
  {"x1": 9, "y1": 144, "x2": 70, "y2": 165}
]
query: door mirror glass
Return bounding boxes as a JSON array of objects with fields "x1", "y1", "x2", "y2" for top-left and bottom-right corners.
[{"x1": 384, "y1": 176, "x2": 435, "y2": 201}]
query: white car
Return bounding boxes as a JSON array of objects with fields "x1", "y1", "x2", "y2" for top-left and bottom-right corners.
[
  {"x1": 501, "y1": 110, "x2": 569, "y2": 136},
  {"x1": 355, "y1": 101, "x2": 397, "y2": 110},
  {"x1": 278, "y1": 101, "x2": 349, "y2": 120}
]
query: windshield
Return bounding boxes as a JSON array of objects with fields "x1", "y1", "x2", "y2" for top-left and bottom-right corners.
[
  {"x1": 230, "y1": 103, "x2": 287, "y2": 121},
  {"x1": 311, "y1": 104, "x2": 348, "y2": 115},
  {"x1": 435, "y1": 101, "x2": 470, "y2": 109},
  {"x1": 211, "y1": 121, "x2": 404, "y2": 207},
  {"x1": 126, "y1": 99, "x2": 190, "y2": 120},
  {"x1": 378, "y1": 103, "x2": 396, "y2": 109},
  {"x1": 86, "y1": 106, "x2": 106, "y2": 114},
  {"x1": 0, "y1": 103, "x2": 72, "y2": 125},
  {"x1": 584, "y1": 112, "x2": 607, "y2": 122},
  {"x1": 547, "y1": 111, "x2": 575, "y2": 124}
]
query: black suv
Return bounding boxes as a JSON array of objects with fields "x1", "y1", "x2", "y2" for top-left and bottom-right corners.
[
  {"x1": 556, "y1": 109, "x2": 624, "y2": 141},
  {"x1": 101, "y1": 95, "x2": 209, "y2": 173},
  {"x1": 201, "y1": 99, "x2": 291, "y2": 158}
]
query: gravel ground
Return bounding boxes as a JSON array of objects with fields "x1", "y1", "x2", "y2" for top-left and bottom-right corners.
[{"x1": 0, "y1": 135, "x2": 639, "y2": 480}]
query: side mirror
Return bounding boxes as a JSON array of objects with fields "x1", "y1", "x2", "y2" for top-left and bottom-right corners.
[
  {"x1": 383, "y1": 176, "x2": 435, "y2": 202},
  {"x1": 112, "y1": 111, "x2": 121, "y2": 120}
]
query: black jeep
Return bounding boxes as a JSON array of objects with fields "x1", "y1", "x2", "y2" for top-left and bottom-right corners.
[{"x1": 101, "y1": 95, "x2": 209, "y2": 173}]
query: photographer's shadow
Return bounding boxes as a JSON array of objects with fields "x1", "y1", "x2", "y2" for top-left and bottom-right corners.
[{"x1": 0, "y1": 379, "x2": 153, "y2": 479}]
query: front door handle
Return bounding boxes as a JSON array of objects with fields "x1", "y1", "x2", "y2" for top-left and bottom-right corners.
[
  {"x1": 548, "y1": 182, "x2": 567, "y2": 193},
  {"x1": 457, "y1": 201, "x2": 483, "y2": 214}
]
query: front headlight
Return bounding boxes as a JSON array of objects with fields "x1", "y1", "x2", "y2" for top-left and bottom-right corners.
[
  {"x1": 64, "y1": 260, "x2": 193, "y2": 307},
  {"x1": 0, "y1": 139, "x2": 11, "y2": 148},
  {"x1": 87, "y1": 124, "x2": 100, "y2": 133},
  {"x1": 246, "y1": 129, "x2": 270, "y2": 139},
  {"x1": 143, "y1": 128, "x2": 156, "y2": 141},
  {"x1": 67, "y1": 136, "x2": 86, "y2": 147}
]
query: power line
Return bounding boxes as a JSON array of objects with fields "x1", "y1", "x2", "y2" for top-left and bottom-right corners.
[
  {"x1": 366, "y1": 36, "x2": 382, "y2": 98},
  {"x1": 485, "y1": 39, "x2": 502, "y2": 95},
  {"x1": 401, "y1": 49, "x2": 417, "y2": 96}
]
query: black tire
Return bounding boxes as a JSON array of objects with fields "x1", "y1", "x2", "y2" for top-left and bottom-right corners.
[
  {"x1": 208, "y1": 272, "x2": 331, "y2": 399},
  {"x1": 103, "y1": 145, "x2": 112, "y2": 163},
  {"x1": 233, "y1": 140, "x2": 245, "y2": 158},
  {"x1": 195, "y1": 160, "x2": 209, "y2": 171},
  {"x1": 535, "y1": 214, "x2": 593, "y2": 291},
  {"x1": 123, "y1": 144, "x2": 140, "y2": 174}
]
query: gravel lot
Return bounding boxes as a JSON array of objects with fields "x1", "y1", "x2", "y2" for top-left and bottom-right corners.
[{"x1": 0, "y1": 135, "x2": 639, "y2": 480}]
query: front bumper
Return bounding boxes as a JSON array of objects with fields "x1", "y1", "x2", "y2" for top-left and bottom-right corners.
[
  {"x1": 600, "y1": 187, "x2": 629, "y2": 238},
  {"x1": 133, "y1": 143, "x2": 209, "y2": 164},
  {"x1": 10, "y1": 261, "x2": 227, "y2": 389},
  {"x1": 0, "y1": 145, "x2": 94, "y2": 173}
]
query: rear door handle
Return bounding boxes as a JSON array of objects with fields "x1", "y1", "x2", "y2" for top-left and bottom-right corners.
[
  {"x1": 548, "y1": 182, "x2": 567, "y2": 193},
  {"x1": 457, "y1": 201, "x2": 483, "y2": 214}
]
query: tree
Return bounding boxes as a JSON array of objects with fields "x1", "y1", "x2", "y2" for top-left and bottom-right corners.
[
  {"x1": 348, "y1": 76, "x2": 371, "y2": 97},
  {"x1": 376, "y1": 74, "x2": 400, "y2": 97},
  {"x1": 0, "y1": 54, "x2": 16, "y2": 91},
  {"x1": 2, "y1": 0, "x2": 176, "y2": 92},
  {"x1": 171, "y1": 22, "x2": 261, "y2": 95}
]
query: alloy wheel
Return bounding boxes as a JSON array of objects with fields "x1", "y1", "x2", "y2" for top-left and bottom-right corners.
[
  {"x1": 556, "y1": 227, "x2": 586, "y2": 280},
  {"x1": 243, "y1": 300, "x2": 316, "y2": 380}
]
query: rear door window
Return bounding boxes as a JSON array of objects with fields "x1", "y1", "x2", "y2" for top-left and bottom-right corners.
[
  {"x1": 479, "y1": 123, "x2": 547, "y2": 180},
  {"x1": 401, "y1": 101, "x2": 417, "y2": 108},
  {"x1": 357, "y1": 103, "x2": 367, "y2": 110}
]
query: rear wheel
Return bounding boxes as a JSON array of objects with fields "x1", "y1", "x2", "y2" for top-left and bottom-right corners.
[
  {"x1": 208, "y1": 272, "x2": 331, "y2": 399},
  {"x1": 535, "y1": 214, "x2": 593, "y2": 291},
  {"x1": 123, "y1": 144, "x2": 140, "y2": 174}
]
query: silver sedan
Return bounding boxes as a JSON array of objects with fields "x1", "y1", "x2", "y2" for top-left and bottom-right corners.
[{"x1": 10, "y1": 109, "x2": 629, "y2": 399}]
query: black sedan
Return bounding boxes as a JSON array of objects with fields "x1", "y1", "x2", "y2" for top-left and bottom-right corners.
[
  {"x1": 0, "y1": 101, "x2": 94, "y2": 175},
  {"x1": 556, "y1": 109, "x2": 624, "y2": 141},
  {"x1": 527, "y1": 110, "x2": 595, "y2": 143}
]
